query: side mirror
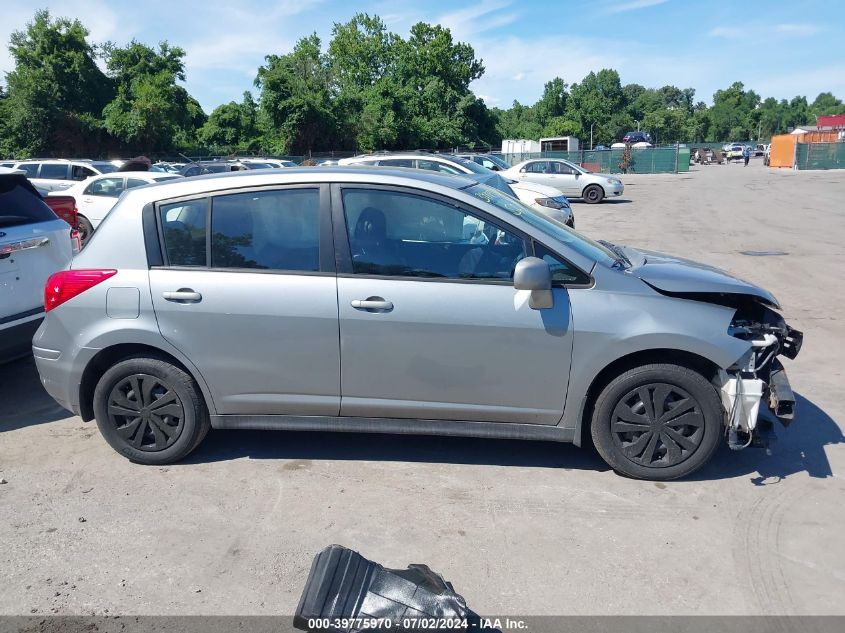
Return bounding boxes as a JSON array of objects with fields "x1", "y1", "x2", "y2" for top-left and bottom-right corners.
[{"x1": 514, "y1": 257, "x2": 553, "y2": 309}]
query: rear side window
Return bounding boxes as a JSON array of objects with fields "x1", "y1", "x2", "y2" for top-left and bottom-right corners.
[
  {"x1": 17, "y1": 163, "x2": 39, "y2": 177},
  {"x1": 159, "y1": 199, "x2": 207, "y2": 266},
  {"x1": 85, "y1": 177, "x2": 125, "y2": 197},
  {"x1": 72, "y1": 165, "x2": 98, "y2": 181},
  {"x1": 39, "y1": 163, "x2": 69, "y2": 180},
  {"x1": 126, "y1": 178, "x2": 149, "y2": 189},
  {"x1": 210, "y1": 189, "x2": 320, "y2": 272},
  {"x1": 377, "y1": 159, "x2": 414, "y2": 167},
  {"x1": 0, "y1": 177, "x2": 56, "y2": 228}
]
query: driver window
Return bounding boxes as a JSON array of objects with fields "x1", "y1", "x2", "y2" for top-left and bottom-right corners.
[
  {"x1": 342, "y1": 189, "x2": 526, "y2": 281},
  {"x1": 552, "y1": 161, "x2": 576, "y2": 175}
]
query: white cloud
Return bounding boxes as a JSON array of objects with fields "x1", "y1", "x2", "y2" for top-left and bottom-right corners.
[
  {"x1": 436, "y1": 0, "x2": 517, "y2": 40},
  {"x1": 775, "y1": 23, "x2": 820, "y2": 36},
  {"x1": 604, "y1": 0, "x2": 669, "y2": 15}
]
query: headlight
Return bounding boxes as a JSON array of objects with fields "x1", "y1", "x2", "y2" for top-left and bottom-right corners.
[
  {"x1": 535, "y1": 197, "x2": 569, "y2": 210},
  {"x1": 606, "y1": 178, "x2": 621, "y2": 185}
]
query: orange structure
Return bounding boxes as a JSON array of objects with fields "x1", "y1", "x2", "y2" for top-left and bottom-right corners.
[{"x1": 769, "y1": 134, "x2": 797, "y2": 168}]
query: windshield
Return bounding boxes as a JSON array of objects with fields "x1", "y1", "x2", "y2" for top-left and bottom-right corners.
[
  {"x1": 482, "y1": 154, "x2": 511, "y2": 170},
  {"x1": 560, "y1": 158, "x2": 589, "y2": 174},
  {"x1": 465, "y1": 183, "x2": 617, "y2": 267},
  {"x1": 91, "y1": 162, "x2": 119, "y2": 173},
  {"x1": 449, "y1": 156, "x2": 490, "y2": 175}
]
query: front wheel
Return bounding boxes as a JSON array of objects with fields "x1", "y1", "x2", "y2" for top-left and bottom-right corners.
[
  {"x1": 93, "y1": 355, "x2": 210, "y2": 464},
  {"x1": 583, "y1": 185, "x2": 604, "y2": 204},
  {"x1": 590, "y1": 363, "x2": 723, "y2": 480}
]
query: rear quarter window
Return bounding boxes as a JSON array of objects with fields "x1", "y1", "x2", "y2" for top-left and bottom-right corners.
[{"x1": 0, "y1": 177, "x2": 57, "y2": 228}]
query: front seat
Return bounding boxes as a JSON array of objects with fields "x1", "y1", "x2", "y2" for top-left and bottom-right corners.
[{"x1": 351, "y1": 207, "x2": 405, "y2": 274}]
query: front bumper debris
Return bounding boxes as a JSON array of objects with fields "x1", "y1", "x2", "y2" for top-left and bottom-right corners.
[{"x1": 721, "y1": 308, "x2": 803, "y2": 451}]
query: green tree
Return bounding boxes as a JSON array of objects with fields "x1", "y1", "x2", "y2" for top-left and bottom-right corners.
[
  {"x1": 809, "y1": 92, "x2": 845, "y2": 119},
  {"x1": 708, "y1": 81, "x2": 760, "y2": 140},
  {"x1": 256, "y1": 34, "x2": 336, "y2": 154},
  {"x1": 199, "y1": 91, "x2": 259, "y2": 152},
  {"x1": 566, "y1": 69, "x2": 625, "y2": 145},
  {"x1": 2, "y1": 10, "x2": 113, "y2": 157},
  {"x1": 102, "y1": 40, "x2": 203, "y2": 151}
]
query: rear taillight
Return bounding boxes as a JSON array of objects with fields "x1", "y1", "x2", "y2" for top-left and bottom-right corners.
[
  {"x1": 70, "y1": 229, "x2": 81, "y2": 254},
  {"x1": 44, "y1": 269, "x2": 117, "y2": 313}
]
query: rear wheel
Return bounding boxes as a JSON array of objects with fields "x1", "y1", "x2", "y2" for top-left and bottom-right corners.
[
  {"x1": 93, "y1": 356, "x2": 210, "y2": 464},
  {"x1": 77, "y1": 215, "x2": 94, "y2": 245},
  {"x1": 583, "y1": 185, "x2": 604, "y2": 204},
  {"x1": 590, "y1": 363, "x2": 722, "y2": 480}
]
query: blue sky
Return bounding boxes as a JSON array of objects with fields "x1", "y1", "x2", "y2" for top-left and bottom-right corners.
[{"x1": 2, "y1": 0, "x2": 843, "y2": 113}]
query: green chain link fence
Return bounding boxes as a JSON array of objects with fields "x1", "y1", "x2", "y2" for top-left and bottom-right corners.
[{"x1": 795, "y1": 142, "x2": 845, "y2": 170}]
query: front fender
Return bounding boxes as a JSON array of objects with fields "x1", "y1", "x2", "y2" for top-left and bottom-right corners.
[{"x1": 560, "y1": 289, "x2": 751, "y2": 441}]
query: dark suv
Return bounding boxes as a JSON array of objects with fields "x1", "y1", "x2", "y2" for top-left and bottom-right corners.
[{"x1": 622, "y1": 131, "x2": 652, "y2": 144}]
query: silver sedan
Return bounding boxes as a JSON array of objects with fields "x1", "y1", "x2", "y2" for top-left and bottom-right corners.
[{"x1": 501, "y1": 158, "x2": 624, "y2": 203}]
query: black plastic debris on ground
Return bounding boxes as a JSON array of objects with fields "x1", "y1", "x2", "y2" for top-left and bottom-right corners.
[{"x1": 294, "y1": 545, "x2": 491, "y2": 633}]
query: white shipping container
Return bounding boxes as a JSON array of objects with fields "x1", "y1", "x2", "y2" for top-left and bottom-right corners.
[{"x1": 501, "y1": 139, "x2": 541, "y2": 154}]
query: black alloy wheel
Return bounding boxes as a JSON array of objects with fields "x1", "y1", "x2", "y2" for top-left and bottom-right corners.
[
  {"x1": 106, "y1": 373, "x2": 186, "y2": 451},
  {"x1": 610, "y1": 383, "x2": 705, "y2": 468}
]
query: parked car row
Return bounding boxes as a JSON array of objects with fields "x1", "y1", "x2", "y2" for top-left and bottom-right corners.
[{"x1": 338, "y1": 152, "x2": 576, "y2": 227}]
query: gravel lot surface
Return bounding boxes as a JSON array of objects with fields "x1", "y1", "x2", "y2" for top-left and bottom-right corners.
[{"x1": 1, "y1": 160, "x2": 843, "y2": 616}]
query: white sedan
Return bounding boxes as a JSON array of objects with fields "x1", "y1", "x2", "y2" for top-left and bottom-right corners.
[{"x1": 51, "y1": 171, "x2": 181, "y2": 242}]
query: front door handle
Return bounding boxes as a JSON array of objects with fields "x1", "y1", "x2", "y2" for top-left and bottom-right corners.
[
  {"x1": 351, "y1": 297, "x2": 393, "y2": 312},
  {"x1": 163, "y1": 289, "x2": 202, "y2": 303}
]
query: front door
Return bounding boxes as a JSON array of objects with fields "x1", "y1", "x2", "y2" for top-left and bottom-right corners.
[
  {"x1": 547, "y1": 161, "x2": 581, "y2": 196},
  {"x1": 149, "y1": 185, "x2": 341, "y2": 416},
  {"x1": 333, "y1": 185, "x2": 573, "y2": 425}
]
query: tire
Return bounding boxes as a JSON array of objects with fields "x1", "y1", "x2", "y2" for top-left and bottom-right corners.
[
  {"x1": 566, "y1": 218, "x2": 575, "y2": 229},
  {"x1": 77, "y1": 215, "x2": 94, "y2": 245},
  {"x1": 93, "y1": 355, "x2": 210, "y2": 465},
  {"x1": 583, "y1": 185, "x2": 604, "y2": 204},
  {"x1": 590, "y1": 363, "x2": 723, "y2": 480}
]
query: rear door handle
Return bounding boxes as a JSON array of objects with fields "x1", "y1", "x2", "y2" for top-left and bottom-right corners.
[
  {"x1": 351, "y1": 297, "x2": 393, "y2": 312},
  {"x1": 163, "y1": 289, "x2": 202, "y2": 303}
]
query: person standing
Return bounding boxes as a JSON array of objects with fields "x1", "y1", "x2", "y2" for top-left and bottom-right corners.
[{"x1": 743, "y1": 145, "x2": 751, "y2": 167}]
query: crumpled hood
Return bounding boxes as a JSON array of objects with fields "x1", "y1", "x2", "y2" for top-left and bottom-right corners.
[{"x1": 620, "y1": 245, "x2": 780, "y2": 308}]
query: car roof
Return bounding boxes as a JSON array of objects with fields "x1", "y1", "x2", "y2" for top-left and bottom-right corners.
[{"x1": 119, "y1": 166, "x2": 478, "y2": 205}]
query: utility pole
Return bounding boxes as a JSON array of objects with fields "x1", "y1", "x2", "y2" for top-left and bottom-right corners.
[
  {"x1": 590, "y1": 122, "x2": 595, "y2": 150},
  {"x1": 635, "y1": 119, "x2": 640, "y2": 131}
]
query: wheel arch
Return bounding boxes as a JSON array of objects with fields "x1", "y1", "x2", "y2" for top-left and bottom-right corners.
[
  {"x1": 572, "y1": 348, "x2": 721, "y2": 447},
  {"x1": 78, "y1": 343, "x2": 214, "y2": 421}
]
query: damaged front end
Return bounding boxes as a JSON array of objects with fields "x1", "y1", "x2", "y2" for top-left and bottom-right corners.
[{"x1": 720, "y1": 298, "x2": 803, "y2": 451}]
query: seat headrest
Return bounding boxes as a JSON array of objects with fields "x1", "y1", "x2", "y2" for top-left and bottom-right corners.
[{"x1": 354, "y1": 207, "x2": 387, "y2": 241}]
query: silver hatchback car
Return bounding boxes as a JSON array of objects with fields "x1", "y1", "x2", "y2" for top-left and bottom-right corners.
[{"x1": 33, "y1": 168, "x2": 802, "y2": 480}]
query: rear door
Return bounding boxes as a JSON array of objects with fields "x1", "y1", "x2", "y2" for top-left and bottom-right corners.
[
  {"x1": 149, "y1": 185, "x2": 341, "y2": 416},
  {"x1": 547, "y1": 161, "x2": 581, "y2": 196},
  {"x1": 0, "y1": 175, "x2": 72, "y2": 325},
  {"x1": 35, "y1": 163, "x2": 72, "y2": 192}
]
